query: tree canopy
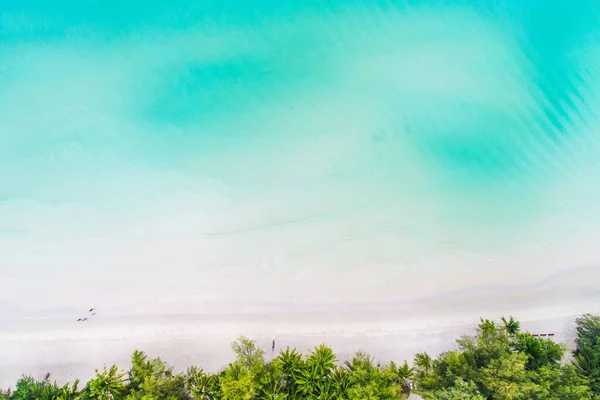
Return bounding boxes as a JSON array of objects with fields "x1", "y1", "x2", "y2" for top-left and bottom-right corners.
[
  {"x1": 574, "y1": 314, "x2": 600, "y2": 395},
  {"x1": 413, "y1": 317, "x2": 597, "y2": 400}
]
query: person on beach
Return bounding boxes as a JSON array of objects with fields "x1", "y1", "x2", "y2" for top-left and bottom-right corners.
[{"x1": 272, "y1": 340, "x2": 275, "y2": 351}]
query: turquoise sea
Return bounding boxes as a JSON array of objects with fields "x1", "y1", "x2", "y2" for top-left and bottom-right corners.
[{"x1": 1, "y1": 0, "x2": 600, "y2": 312}]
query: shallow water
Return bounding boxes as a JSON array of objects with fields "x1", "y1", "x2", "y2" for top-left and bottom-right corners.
[{"x1": 1, "y1": 0, "x2": 600, "y2": 314}]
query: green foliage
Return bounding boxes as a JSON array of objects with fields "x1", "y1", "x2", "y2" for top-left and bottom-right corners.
[
  {"x1": 9, "y1": 374, "x2": 79, "y2": 400},
  {"x1": 574, "y1": 314, "x2": 600, "y2": 394},
  {"x1": 294, "y1": 344, "x2": 337, "y2": 398},
  {"x1": 272, "y1": 347, "x2": 303, "y2": 397},
  {"x1": 344, "y1": 351, "x2": 403, "y2": 399},
  {"x1": 219, "y1": 364, "x2": 259, "y2": 400},
  {"x1": 386, "y1": 360, "x2": 413, "y2": 381},
  {"x1": 328, "y1": 367, "x2": 351, "y2": 398},
  {"x1": 126, "y1": 350, "x2": 187, "y2": 400},
  {"x1": 11, "y1": 375, "x2": 47, "y2": 400},
  {"x1": 218, "y1": 336, "x2": 267, "y2": 400},
  {"x1": 423, "y1": 378, "x2": 485, "y2": 400},
  {"x1": 186, "y1": 366, "x2": 219, "y2": 400},
  {"x1": 526, "y1": 364, "x2": 596, "y2": 400},
  {"x1": 501, "y1": 316, "x2": 521, "y2": 336},
  {"x1": 385, "y1": 360, "x2": 413, "y2": 396},
  {"x1": 256, "y1": 362, "x2": 286, "y2": 400},
  {"x1": 231, "y1": 337, "x2": 265, "y2": 372},
  {"x1": 82, "y1": 365, "x2": 127, "y2": 399},
  {"x1": 413, "y1": 316, "x2": 597, "y2": 400},
  {"x1": 512, "y1": 332, "x2": 565, "y2": 370}
]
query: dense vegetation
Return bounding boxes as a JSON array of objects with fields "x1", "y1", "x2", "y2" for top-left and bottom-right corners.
[
  {"x1": 413, "y1": 315, "x2": 597, "y2": 400},
  {"x1": 1, "y1": 314, "x2": 599, "y2": 399}
]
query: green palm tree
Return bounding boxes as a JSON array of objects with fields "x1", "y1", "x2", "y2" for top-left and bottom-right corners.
[
  {"x1": 306, "y1": 344, "x2": 336, "y2": 376},
  {"x1": 329, "y1": 367, "x2": 351, "y2": 399},
  {"x1": 83, "y1": 365, "x2": 127, "y2": 400},
  {"x1": 187, "y1": 366, "x2": 219, "y2": 400},
  {"x1": 273, "y1": 347, "x2": 303, "y2": 396},
  {"x1": 501, "y1": 316, "x2": 521, "y2": 336},
  {"x1": 479, "y1": 318, "x2": 498, "y2": 336},
  {"x1": 387, "y1": 360, "x2": 413, "y2": 381},
  {"x1": 513, "y1": 333, "x2": 564, "y2": 369},
  {"x1": 414, "y1": 353, "x2": 432, "y2": 372},
  {"x1": 296, "y1": 344, "x2": 337, "y2": 398},
  {"x1": 260, "y1": 376, "x2": 286, "y2": 400},
  {"x1": 386, "y1": 361, "x2": 414, "y2": 396},
  {"x1": 296, "y1": 364, "x2": 324, "y2": 397},
  {"x1": 53, "y1": 379, "x2": 80, "y2": 400},
  {"x1": 514, "y1": 333, "x2": 544, "y2": 368},
  {"x1": 574, "y1": 353, "x2": 595, "y2": 376}
]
